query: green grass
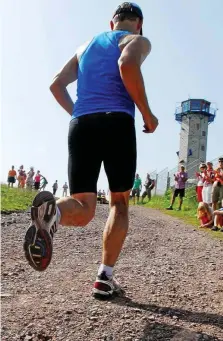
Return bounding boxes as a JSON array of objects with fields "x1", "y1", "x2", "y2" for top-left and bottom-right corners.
[
  {"x1": 133, "y1": 187, "x2": 223, "y2": 240},
  {"x1": 1, "y1": 185, "x2": 36, "y2": 213}
]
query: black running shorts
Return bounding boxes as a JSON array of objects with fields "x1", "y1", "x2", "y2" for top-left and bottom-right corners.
[
  {"x1": 174, "y1": 188, "x2": 185, "y2": 198},
  {"x1": 68, "y1": 112, "x2": 136, "y2": 194}
]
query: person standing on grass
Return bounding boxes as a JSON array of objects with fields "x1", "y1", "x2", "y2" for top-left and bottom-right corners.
[
  {"x1": 202, "y1": 161, "x2": 215, "y2": 206},
  {"x1": 7, "y1": 166, "x2": 17, "y2": 188},
  {"x1": 23, "y1": 2, "x2": 158, "y2": 299},
  {"x1": 52, "y1": 180, "x2": 58, "y2": 196},
  {"x1": 195, "y1": 163, "x2": 206, "y2": 203},
  {"x1": 62, "y1": 182, "x2": 68, "y2": 197},
  {"x1": 141, "y1": 173, "x2": 155, "y2": 203},
  {"x1": 34, "y1": 171, "x2": 41, "y2": 191},
  {"x1": 212, "y1": 157, "x2": 223, "y2": 211},
  {"x1": 18, "y1": 165, "x2": 26, "y2": 188},
  {"x1": 132, "y1": 173, "x2": 142, "y2": 205},
  {"x1": 166, "y1": 165, "x2": 188, "y2": 211},
  {"x1": 26, "y1": 167, "x2": 35, "y2": 190}
]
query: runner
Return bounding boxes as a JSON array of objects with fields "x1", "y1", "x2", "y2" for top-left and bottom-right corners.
[
  {"x1": 24, "y1": 2, "x2": 158, "y2": 298},
  {"x1": 7, "y1": 166, "x2": 17, "y2": 188}
]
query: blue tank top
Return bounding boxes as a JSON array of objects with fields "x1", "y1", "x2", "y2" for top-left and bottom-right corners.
[{"x1": 72, "y1": 31, "x2": 135, "y2": 119}]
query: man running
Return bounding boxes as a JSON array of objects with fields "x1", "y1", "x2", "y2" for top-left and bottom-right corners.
[{"x1": 24, "y1": 2, "x2": 158, "y2": 298}]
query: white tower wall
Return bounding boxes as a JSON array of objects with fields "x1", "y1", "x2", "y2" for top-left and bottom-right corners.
[{"x1": 179, "y1": 114, "x2": 209, "y2": 179}]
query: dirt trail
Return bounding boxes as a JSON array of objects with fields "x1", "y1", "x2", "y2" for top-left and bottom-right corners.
[{"x1": 1, "y1": 205, "x2": 223, "y2": 341}]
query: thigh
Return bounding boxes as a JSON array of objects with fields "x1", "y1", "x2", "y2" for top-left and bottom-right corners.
[
  {"x1": 220, "y1": 186, "x2": 223, "y2": 202},
  {"x1": 132, "y1": 189, "x2": 136, "y2": 197},
  {"x1": 174, "y1": 189, "x2": 179, "y2": 197},
  {"x1": 103, "y1": 113, "x2": 136, "y2": 193},
  {"x1": 212, "y1": 185, "x2": 220, "y2": 203},
  {"x1": 179, "y1": 189, "x2": 185, "y2": 198},
  {"x1": 68, "y1": 117, "x2": 102, "y2": 194}
]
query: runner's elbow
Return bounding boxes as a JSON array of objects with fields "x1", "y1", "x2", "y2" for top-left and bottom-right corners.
[{"x1": 49, "y1": 76, "x2": 63, "y2": 92}]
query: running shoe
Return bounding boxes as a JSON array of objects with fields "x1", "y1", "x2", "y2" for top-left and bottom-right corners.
[
  {"x1": 166, "y1": 206, "x2": 173, "y2": 210},
  {"x1": 93, "y1": 271, "x2": 123, "y2": 299},
  {"x1": 24, "y1": 191, "x2": 58, "y2": 271}
]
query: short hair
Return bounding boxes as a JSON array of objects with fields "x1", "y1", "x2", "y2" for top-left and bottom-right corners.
[{"x1": 113, "y1": 12, "x2": 141, "y2": 23}]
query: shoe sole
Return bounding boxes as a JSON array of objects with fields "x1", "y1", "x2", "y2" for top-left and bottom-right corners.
[{"x1": 23, "y1": 191, "x2": 56, "y2": 271}]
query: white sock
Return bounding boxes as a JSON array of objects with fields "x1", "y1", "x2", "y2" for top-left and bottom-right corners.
[
  {"x1": 56, "y1": 206, "x2": 61, "y2": 225},
  {"x1": 98, "y1": 264, "x2": 113, "y2": 278}
]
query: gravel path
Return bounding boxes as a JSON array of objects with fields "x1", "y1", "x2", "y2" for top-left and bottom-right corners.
[{"x1": 1, "y1": 205, "x2": 223, "y2": 341}]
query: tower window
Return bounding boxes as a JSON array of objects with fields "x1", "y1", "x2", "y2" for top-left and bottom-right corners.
[
  {"x1": 201, "y1": 145, "x2": 205, "y2": 151},
  {"x1": 196, "y1": 124, "x2": 200, "y2": 130},
  {"x1": 202, "y1": 131, "x2": 206, "y2": 137}
]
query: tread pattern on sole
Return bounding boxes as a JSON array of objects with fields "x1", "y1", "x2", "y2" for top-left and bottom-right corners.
[{"x1": 24, "y1": 191, "x2": 56, "y2": 271}]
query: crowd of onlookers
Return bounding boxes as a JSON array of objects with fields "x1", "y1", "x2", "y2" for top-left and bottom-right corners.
[
  {"x1": 7, "y1": 158, "x2": 223, "y2": 231},
  {"x1": 7, "y1": 165, "x2": 69, "y2": 197},
  {"x1": 195, "y1": 157, "x2": 223, "y2": 232},
  {"x1": 131, "y1": 157, "x2": 223, "y2": 232}
]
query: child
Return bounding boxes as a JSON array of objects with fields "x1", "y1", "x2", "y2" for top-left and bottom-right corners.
[
  {"x1": 212, "y1": 200, "x2": 223, "y2": 232},
  {"x1": 197, "y1": 202, "x2": 214, "y2": 228}
]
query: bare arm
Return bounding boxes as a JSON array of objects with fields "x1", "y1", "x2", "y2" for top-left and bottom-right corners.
[
  {"x1": 50, "y1": 55, "x2": 78, "y2": 115},
  {"x1": 118, "y1": 36, "x2": 158, "y2": 133}
]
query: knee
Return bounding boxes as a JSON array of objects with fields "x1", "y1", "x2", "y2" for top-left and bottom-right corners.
[{"x1": 110, "y1": 193, "x2": 129, "y2": 214}]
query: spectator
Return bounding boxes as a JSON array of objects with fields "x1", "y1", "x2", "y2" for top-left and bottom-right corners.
[
  {"x1": 40, "y1": 176, "x2": 48, "y2": 191},
  {"x1": 202, "y1": 162, "x2": 215, "y2": 206},
  {"x1": 52, "y1": 180, "x2": 58, "y2": 196},
  {"x1": 18, "y1": 165, "x2": 26, "y2": 188},
  {"x1": 197, "y1": 202, "x2": 214, "y2": 228},
  {"x1": 195, "y1": 163, "x2": 206, "y2": 203},
  {"x1": 97, "y1": 189, "x2": 102, "y2": 198},
  {"x1": 212, "y1": 157, "x2": 223, "y2": 211},
  {"x1": 34, "y1": 171, "x2": 41, "y2": 191},
  {"x1": 132, "y1": 173, "x2": 142, "y2": 205},
  {"x1": 166, "y1": 165, "x2": 188, "y2": 211},
  {"x1": 8, "y1": 166, "x2": 17, "y2": 188},
  {"x1": 212, "y1": 200, "x2": 223, "y2": 232},
  {"x1": 141, "y1": 173, "x2": 155, "y2": 203},
  {"x1": 26, "y1": 167, "x2": 35, "y2": 190},
  {"x1": 62, "y1": 182, "x2": 68, "y2": 197}
]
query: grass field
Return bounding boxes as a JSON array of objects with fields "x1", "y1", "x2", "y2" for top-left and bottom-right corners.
[
  {"x1": 132, "y1": 187, "x2": 223, "y2": 240},
  {"x1": 1, "y1": 185, "x2": 36, "y2": 213},
  {"x1": 1, "y1": 184, "x2": 222, "y2": 239}
]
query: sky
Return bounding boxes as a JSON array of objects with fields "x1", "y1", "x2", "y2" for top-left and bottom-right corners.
[{"x1": 1, "y1": 0, "x2": 223, "y2": 196}]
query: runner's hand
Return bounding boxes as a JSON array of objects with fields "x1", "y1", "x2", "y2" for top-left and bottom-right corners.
[{"x1": 143, "y1": 113, "x2": 159, "y2": 133}]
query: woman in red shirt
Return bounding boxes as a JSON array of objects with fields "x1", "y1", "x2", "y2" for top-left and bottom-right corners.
[{"x1": 34, "y1": 171, "x2": 41, "y2": 191}]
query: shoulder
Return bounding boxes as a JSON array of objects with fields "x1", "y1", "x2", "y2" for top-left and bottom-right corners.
[
  {"x1": 119, "y1": 34, "x2": 151, "y2": 52},
  {"x1": 76, "y1": 39, "x2": 93, "y2": 60}
]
